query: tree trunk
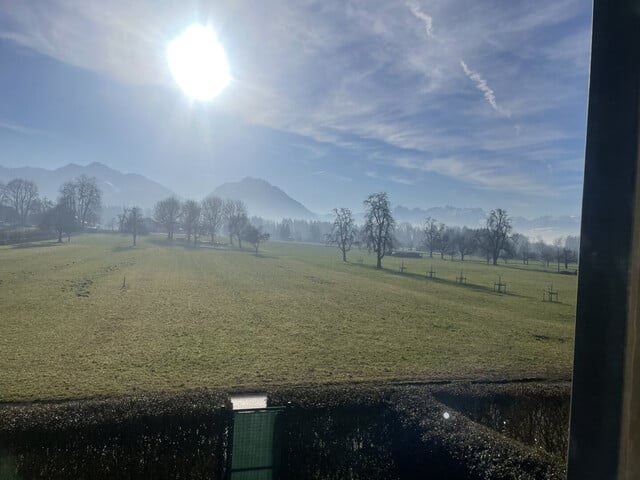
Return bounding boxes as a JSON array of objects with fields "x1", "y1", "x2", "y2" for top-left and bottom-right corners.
[
  {"x1": 58, "y1": 230, "x2": 63, "y2": 243},
  {"x1": 376, "y1": 255, "x2": 382, "y2": 269},
  {"x1": 342, "y1": 249, "x2": 347, "y2": 262},
  {"x1": 133, "y1": 233, "x2": 137, "y2": 246}
]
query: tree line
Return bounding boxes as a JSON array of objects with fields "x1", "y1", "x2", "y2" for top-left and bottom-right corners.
[
  {"x1": 0, "y1": 176, "x2": 103, "y2": 243},
  {"x1": 326, "y1": 192, "x2": 579, "y2": 271},
  {"x1": 1, "y1": 178, "x2": 579, "y2": 269},
  {"x1": 149, "y1": 196, "x2": 269, "y2": 253}
]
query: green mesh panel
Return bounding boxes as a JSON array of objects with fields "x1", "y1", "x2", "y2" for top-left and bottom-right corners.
[{"x1": 230, "y1": 409, "x2": 282, "y2": 480}]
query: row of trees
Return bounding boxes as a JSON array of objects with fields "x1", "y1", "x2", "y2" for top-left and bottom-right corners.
[
  {"x1": 2, "y1": 178, "x2": 579, "y2": 268},
  {"x1": 250, "y1": 217, "x2": 333, "y2": 243},
  {"x1": 0, "y1": 178, "x2": 44, "y2": 226},
  {"x1": 422, "y1": 210, "x2": 511, "y2": 265},
  {"x1": 0, "y1": 176, "x2": 103, "y2": 242},
  {"x1": 326, "y1": 193, "x2": 579, "y2": 271},
  {"x1": 151, "y1": 196, "x2": 269, "y2": 253},
  {"x1": 326, "y1": 193, "x2": 395, "y2": 269}
]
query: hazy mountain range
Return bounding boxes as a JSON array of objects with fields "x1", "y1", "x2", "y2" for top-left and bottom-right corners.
[
  {"x1": 0, "y1": 163, "x2": 580, "y2": 239},
  {"x1": 0, "y1": 162, "x2": 173, "y2": 208}
]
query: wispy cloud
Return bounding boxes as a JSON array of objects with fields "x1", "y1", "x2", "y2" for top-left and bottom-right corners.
[
  {"x1": 460, "y1": 60, "x2": 510, "y2": 117},
  {"x1": 390, "y1": 175, "x2": 417, "y2": 185},
  {"x1": 0, "y1": 119, "x2": 47, "y2": 136},
  {"x1": 407, "y1": 2, "x2": 435, "y2": 38},
  {"x1": 0, "y1": 1, "x2": 182, "y2": 85},
  {"x1": 396, "y1": 156, "x2": 550, "y2": 195},
  {"x1": 313, "y1": 170, "x2": 352, "y2": 183},
  {"x1": 0, "y1": 0, "x2": 589, "y2": 209},
  {"x1": 365, "y1": 169, "x2": 418, "y2": 185}
]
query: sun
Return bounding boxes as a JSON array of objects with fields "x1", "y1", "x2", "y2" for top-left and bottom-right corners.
[{"x1": 167, "y1": 24, "x2": 231, "y2": 101}]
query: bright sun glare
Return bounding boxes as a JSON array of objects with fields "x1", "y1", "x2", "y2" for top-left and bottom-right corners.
[{"x1": 167, "y1": 24, "x2": 231, "y2": 101}]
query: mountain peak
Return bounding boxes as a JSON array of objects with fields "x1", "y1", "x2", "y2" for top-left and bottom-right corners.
[
  {"x1": 87, "y1": 161, "x2": 108, "y2": 169},
  {"x1": 212, "y1": 177, "x2": 316, "y2": 220}
]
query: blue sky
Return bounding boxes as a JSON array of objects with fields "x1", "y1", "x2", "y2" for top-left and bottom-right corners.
[{"x1": 0, "y1": 0, "x2": 591, "y2": 217}]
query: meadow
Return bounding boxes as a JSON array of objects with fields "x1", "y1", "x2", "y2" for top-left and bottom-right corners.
[{"x1": 0, "y1": 234, "x2": 577, "y2": 401}]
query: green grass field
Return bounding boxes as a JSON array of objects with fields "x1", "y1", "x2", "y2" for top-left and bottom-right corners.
[{"x1": 0, "y1": 234, "x2": 577, "y2": 401}]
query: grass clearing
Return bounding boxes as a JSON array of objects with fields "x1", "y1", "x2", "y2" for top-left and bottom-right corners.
[{"x1": 0, "y1": 234, "x2": 577, "y2": 401}]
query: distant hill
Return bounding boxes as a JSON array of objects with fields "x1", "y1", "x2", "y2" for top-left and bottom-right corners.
[
  {"x1": 212, "y1": 177, "x2": 316, "y2": 220},
  {"x1": 0, "y1": 162, "x2": 174, "y2": 209}
]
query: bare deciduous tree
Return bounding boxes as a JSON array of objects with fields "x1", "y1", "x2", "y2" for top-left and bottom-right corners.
[
  {"x1": 535, "y1": 239, "x2": 554, "y2": 267},
  {"x1": 224, "y1": 199, "x2": 249, "y2": 247},
  {"x1": 5, "y1": 178, "x2": 39, "y2": 226},
  {"x1": 484, "y1": 208, "x2": 512, "y2": 265},
  {"x1": 500, "y1": 237, "x2": 516, "y2": 264},
  {"x1": 201, "y1": 195, "x2": 224, "y2": 244},
  {"x1": 117, "y1": 208, "x2": 128, "y2": 233},
  {"x1": 75, "y1": 175, "x2": 102, "y2": 228},
  {"x1": 363, "y1": 192, "x2": 395, "y2": 269},
  {"x1": 327, "y1": 207, "x2": 356, "y2": 262},
  {"x1": 511, "y1": 233, "x2": 531, "y2": 264},
  {"x1": 181, "y1": 200, "x2": 202, "y2": 245},
  {"x1": 422, "y1": 217, "x2": 440, "y2": 258},
  {"x1": 58, "y1": 176, "x2": 102, "y2": 229},
  {"x1": 553, "y1": 237, "x2": 565, "y2": 272},
  {"x1": 461, "y1": 227, "x2": 477, "y2": 261},
  {"x1": 454, "y1": 226, "x2": 477, "y2": 261},
  {"x1": 126, "y1": 207, "x2": 143, "y2": 246},
  {"x1": 153, "y1": 196, "x2": 182, "y2": 240},
  {"x1": 438, "y1": 224, "x2": 452, "y2": 259},
  {"x1": 41, "y1": 193, "x2": 76, "y2": 242},
  {"x1": 562, "y1": 247, "x2": 578, "y2": 270}
]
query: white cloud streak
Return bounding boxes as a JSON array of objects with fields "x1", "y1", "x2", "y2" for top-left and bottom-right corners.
[
  {"x1": 0, "y1": 119, "x2": 47, "y2": 136},
  {"x1": 407, "y1": 2, "x2": 435, "y2": 38},
  {"x1": 0, "y1": 0, "x2": 588, "y2": 200},
  {"x1": 460, "y1": 60, "x2": 510, "y2": 117},
  {"x1": 396, "y1": 157, "x2": 550, "y2": 195}
]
